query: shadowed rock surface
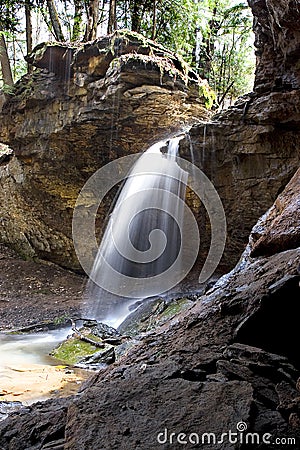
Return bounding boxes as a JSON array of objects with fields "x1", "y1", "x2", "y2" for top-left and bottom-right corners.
[
  {"x1": 179, "y1": 0, "x2": 300, "y2": 269},
  {"x1": 0, "y1": 150, "x2": 299, "y2": 449},
  {"x1": 0, "y1": 1, "x2": 299, "y2": 448}
]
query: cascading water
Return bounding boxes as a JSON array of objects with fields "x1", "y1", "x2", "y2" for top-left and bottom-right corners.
[{"x1": 84, "y1": 136, "x2": 189, "y2": 328}]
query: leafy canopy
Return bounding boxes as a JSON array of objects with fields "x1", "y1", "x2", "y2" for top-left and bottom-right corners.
[{"x1": 0, "y1": 0, "x2": 255, "y2": 107}]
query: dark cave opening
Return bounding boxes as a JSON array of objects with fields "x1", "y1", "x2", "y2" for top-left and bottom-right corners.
[{"x1": 235, "y1": 276, "x2": 300, "y2": 370}]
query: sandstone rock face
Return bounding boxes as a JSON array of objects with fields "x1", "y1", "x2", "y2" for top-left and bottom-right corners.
[
  {"x1": 184, "y1": 90, "x2": 300, "y2": 269},
  {"x1": 0, "y1": 173, "x2": 299, "y2": 449},
  {"x1": 249, "y1": 0, "x2": 300, "y2": 94},
  {"x1": 183, "y1": 0, "x2": 300, "y2": 269},
  {"x1": 250, "y1": 167, "x2": 300, "y2": 256},
  {"x1": 0, "y1": 31, "x2": 208, "y2": 269},
  {"x1": 1, "y1": 2, "x2": 300, "y2": 273}
]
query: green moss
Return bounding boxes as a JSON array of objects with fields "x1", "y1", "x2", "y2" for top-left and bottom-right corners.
[
  {"x1": 53, "y1": 315, "x2": 69, "y2": 326},
  {"x1": 158, "y1": 298, "x2": 191, "y2": 320},
  {"x1": 199, "y1": 80, "x2": 216, "y2": 109},
  {"x1": 51, "y1": 335, "x2": 100, "y2": 365},
  {"x1": 108, "y1": 30, "x2": 190, "y2": 85}
]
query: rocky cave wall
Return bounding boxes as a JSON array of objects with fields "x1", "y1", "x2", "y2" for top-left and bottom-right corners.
[
  {"x1": 0, "y1": 161, "x2": 299, "y2": 450},
  {"x1": 0, "y1": 0, "x2": 299, "y2": 274},
  {"x1": 0, "y1": 32, "x2": 208, "y2": 269},
  {"x1": 181, "y1": 0, "x2": 300, "y2": 268}
]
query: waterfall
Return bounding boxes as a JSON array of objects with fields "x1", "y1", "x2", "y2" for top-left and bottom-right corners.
[{"x1": 84, "y1": 136, "x2": 189, "y2": 328}]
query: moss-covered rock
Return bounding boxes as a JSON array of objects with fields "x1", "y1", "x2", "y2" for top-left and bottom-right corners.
[
  {"x1": 51, "y1": 332, "x2": 107, "y2": 365},
  {"x1": 52, "y1": 336, "x2": 95, "y2": 365}
]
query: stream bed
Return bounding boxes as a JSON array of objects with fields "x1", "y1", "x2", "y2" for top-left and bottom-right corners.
[{"x1": 0, "y1": 327, "x2": 90, "y2": 411}]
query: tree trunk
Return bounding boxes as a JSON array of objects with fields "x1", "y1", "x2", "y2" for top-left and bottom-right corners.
[
  {"x1": 151, "y1": 0, "x2": 157, "y2": 40},
  {"x1": 72, "y1": 0, "x2": 84, "y2": 41},
  {"x1": 25, "y1": 0, "x2": 33, "y2": 72},
  {"x1": 84, "y1": 0, "x2": 100, "y2": 41},
  {"x1": 46, "y1": 0, "x2": 65, "y2": 41},
  {"x1": 198, "y1": 5, "x2": 219, "y2": 81},
  {"x1": 107, "y1": 0, "x2": 117, "y2": 34},
  {"x1": 130, "y1": 0, "x2": 141, "y2": 32},
  {"x1": 0, "y1": 32, "x2": 13, "y2": 86}
]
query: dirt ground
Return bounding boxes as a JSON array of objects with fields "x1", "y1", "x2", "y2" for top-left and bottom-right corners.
[{"x1": 0, "y1": 244, "x2": 86, "y2": 331}]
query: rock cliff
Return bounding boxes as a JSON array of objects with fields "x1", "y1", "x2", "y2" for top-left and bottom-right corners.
[
  {"x1": 1, "y1": 1, "x2": 299, "y2": 273},
  {"x1": 0, "y1": 31, "x2": 208, "y2": 269},
  {"x1": 182, "y1": 0, "x2": 300, "y2": 269}
]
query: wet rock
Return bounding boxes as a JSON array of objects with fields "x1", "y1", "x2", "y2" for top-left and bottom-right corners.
[
  {"x1": 250, "y1": 168, "x2": 300, "y2": 257},
  {"x1": 64, "y1": 380, "x2": 253, "y2": 450},
  {"x1": 276, "y1": 381, "x2": 300, "y2": 416},
  {"x1": 0, "y1": 3, "x2": 300, "y2": 447},
  {"x1": 0, "y1": 244, "x2": 84, "y2": 330},
  {"x1": 183, "y1": 92, "x2": 300, "y2": 271},
  {"x1": 0, "y1": 401, "x2": 26, "y2": 422}
]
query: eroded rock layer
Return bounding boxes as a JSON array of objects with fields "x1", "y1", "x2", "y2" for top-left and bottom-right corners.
[
  {"x1": 0, "y1": 31, "x2": 208, "y2": 269},
  {"x1": 182, "y1": 0, "x2": 300, "y2": 268}
]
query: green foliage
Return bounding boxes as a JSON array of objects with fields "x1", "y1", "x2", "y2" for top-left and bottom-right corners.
[
  {"x1": 0, "y1": 82, "x2": 15, "y2": 93},
  {"x1": 199, "y1": 80, "x2": 216, "y2": 109},
  {"x1": 0, "y1": 0, "x2": 255, "y2": 107},
  {"x1": 195, "y1": 0, "x2": 255, "y2": 107}
]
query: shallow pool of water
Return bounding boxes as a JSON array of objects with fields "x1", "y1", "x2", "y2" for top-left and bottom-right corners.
[
  {"x1": 0, "y1": 327, "x2": 71, "y2": 367},
  {"x1": 0, "y1": 327, "x2": 89, "y2": 405}
]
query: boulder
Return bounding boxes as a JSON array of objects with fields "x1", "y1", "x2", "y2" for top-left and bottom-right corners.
[{"x1": 250, "y1": 168, "x2": 300, "y2": 256}]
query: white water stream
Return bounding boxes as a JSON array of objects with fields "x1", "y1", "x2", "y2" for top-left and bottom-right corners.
[{"x1": 85, "y1": 136, "x2": 189, "y2": 328}]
